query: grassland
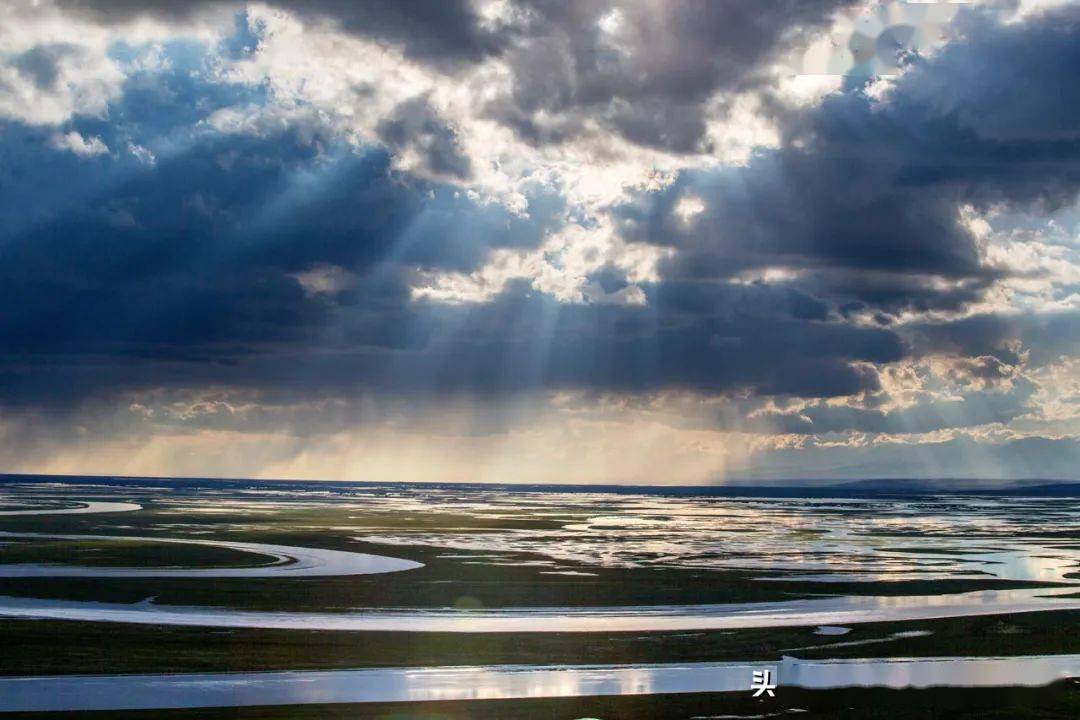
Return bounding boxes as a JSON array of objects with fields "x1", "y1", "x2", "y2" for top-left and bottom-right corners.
[
  {"x1": 0, "y1": 539, "x2": 272, "y2": 568},
  {"x1": 0, "y1": 501, "x2": 1064, "y2": 611},
  {"x1": 1, "y1": 490, "x2": 1079, "y2": 718},
  {"x1": 1, "y1": 609, "x2": 1079, "y2": 676}
]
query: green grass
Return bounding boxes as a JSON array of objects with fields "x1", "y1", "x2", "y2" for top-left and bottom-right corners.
[
  {"x1": 0, "y1": 526, "x2": 1058, "y2": 612},
  {"x1": 2, "y1": 610, "x2": 1079, "y2": 676},
  {"x1": 0, "y1": 539, "x2": 272, "y2": 569},
  {"x1": 3, "y1": 498, "x2": 1079, "y2": 717}
]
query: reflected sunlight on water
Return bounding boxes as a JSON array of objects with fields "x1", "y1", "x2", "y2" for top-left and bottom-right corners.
[{"x1": 1, "y1": 655, "x2": 1078, "y2": 713}]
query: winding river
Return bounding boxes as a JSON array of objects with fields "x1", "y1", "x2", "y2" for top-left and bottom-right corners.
[
  {"x1": 0, "y1": 501, "x2": 141, "y2": 516},
  {"x1": 1, "y1": 655, "x2": 1077, "y2": 712},
  {"x1": 2, "y1": 586, "x2": 1080, "y2": 632},
  {"x1": 2, "y1": 490, "x2": 1079, "y2": 710},
  {"x1": 0, "y1": 514, "x2": 1078, "y2": 631},
  {"x1": 0, "y1": 531, "x2": 422, "y2": 578}
]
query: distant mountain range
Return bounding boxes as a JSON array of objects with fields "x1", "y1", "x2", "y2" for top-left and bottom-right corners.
[{"x1": 725, "y1": 478, "x2": 1080, "y2": 497}]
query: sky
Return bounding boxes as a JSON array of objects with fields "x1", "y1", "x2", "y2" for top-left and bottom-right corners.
[{"x1": 1, "y1": 0, "x2": 1079, "y2": 485}]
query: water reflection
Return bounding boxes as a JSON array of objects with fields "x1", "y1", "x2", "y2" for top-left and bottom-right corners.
[
  {"x1": 2, "y1": 586, "x2": 1080, "y2": 632},
  {"x1": 3, "y1": 484, "x2": 1078, "y2": 585},
  {"x1": 0, "y1": 500, "x2": 140, "y2": 516},
  {"x1": 354, "y1": 495, "x2": 1080, "y2": 584},
  {"x1": 1, "y1": 655, "x2": 1076, "y2": 713},
  {"x1": 0, "y1": 531, "x2": 422, "y2": 578}
]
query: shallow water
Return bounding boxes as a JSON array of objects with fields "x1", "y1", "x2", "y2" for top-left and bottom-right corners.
[
  {"x1": 3, "y1": 586, "x2": 1079, "y2": 633},
  {"x1": 2, "y1": 484, "x2": 1078, "y2": 584},
  {"x1": 0, "y1": 500, "x2": 140, "y2": 516},
  {"x1": 362, "y1": 501, "x2": 1080, "y2": 583},
  {"x1": 0, "y1": 655, "x2": 1077, "y2": 712},
  {"x1": 1, "y1": 482, "x2": 1078, "y2": 712},
  {"x1": 1, "y1": 483, "x2": 1078, "y2": 632},
  {"x1": 0, "y1": 531, "x2": 422, "y2": 578}
]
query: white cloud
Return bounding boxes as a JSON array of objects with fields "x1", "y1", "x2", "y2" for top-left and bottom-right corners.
[
  {"x1": 49, "y1": 130, "x2": 108, "y2": 157},
  {"x1": 0, "y1": 0, "x2": 230, "y2": 126},
  {"x1": 673, "y1": 195, "x2": 706, "y2": 226},
  {"x1": 410, "y1": 217, "x2": 670, "y2": 304},
  {"x1": 126, "y1": 141, "x2": 156, "y2": 166},
  {"x1": 203, "y1": 4, "x2": 844, "y2": 305}
]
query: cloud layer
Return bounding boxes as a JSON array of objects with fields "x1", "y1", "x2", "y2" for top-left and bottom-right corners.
[{"x1": 1, "y1": 0, "x2": 1078, "y2": 483}]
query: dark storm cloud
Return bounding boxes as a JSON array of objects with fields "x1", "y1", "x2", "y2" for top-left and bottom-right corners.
[
  {"x1": 585, "y1": 264, "x2": 630, "y2": 295},
  {"x1": 486, "y1": 0, "x2": 856, "y2": 152},
  {"x1": 894, "y1": 5, "x2": 1080, "y2": 145},
  {"x1": 752, "y1": 378, "x2": 1035, "y2": 436},
  {"x1": 0, "y1": 130, "x2": 552, "y2": 352},
  {"x1": 797, "y1": 5, "x2": 1080, "y2": 209},
  {"x1": 616, "y1": 156, "x2": 987, "y2": 280},
  {"x1": 58, "y1": 0, "x2": 856, "y2": 152},
  {"x1": 0, "y1": 58, "x2": 561, "y2": 408},
  {"x1": 905, "y1": 310, "x2": 1080, "y2": 369},
  {"x1": 11, "y1": 44, "x2": 77, "y2": 89},
  {"x1": 0, "y1": 294, "x2": 893, "y2": 409},
  {"x1": 270, "y1": 0, "x2": 507, "y2": 63},
  {"x1": 614, "y1": 3, "x2": 1080, "y2": 323},
  {"x1": 734, "y1": 435, "x2": 1080, "y2": 482},
  {"x1": 1, "y1": 0, "x2": 1079, "y2": 436},
  {"x1": 57, "y1": 0, "x2": 506, "y2": 64},
  {"x1": 376, "y1": 97, "x2": 472, "y2": 180},
  {"x1": 381, "y1": 280, "x2": 898, "y2": 398}
]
